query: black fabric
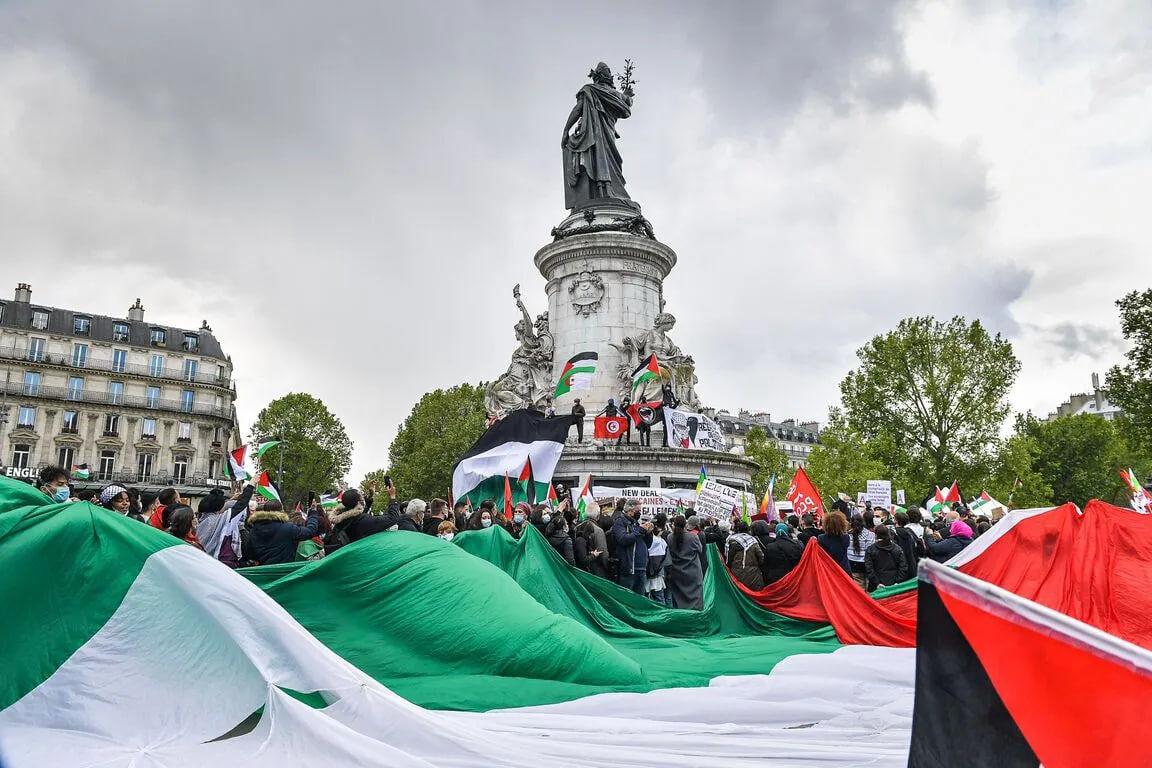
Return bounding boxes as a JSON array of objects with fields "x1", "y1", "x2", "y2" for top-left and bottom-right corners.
[
  {"x1": 760, "y1": 536, "x2": 803, "y2": 584},
  {"x1": 247, "y1": 510, "x2": 319, "y2": 565},
  {"x1": 907, "y1": 580, "x2": 1040, "y2": 768},
  {"x1": 454, "y1": 409, "x2": 571, "y2": 462}
]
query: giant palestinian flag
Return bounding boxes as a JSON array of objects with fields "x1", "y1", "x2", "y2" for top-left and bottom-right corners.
[
  {"x1": 553, "y1": 352, "x2": 597, "y2": 398},
  {"x1": 451, "y1": 409, "x2": 572, "y2": 508}
]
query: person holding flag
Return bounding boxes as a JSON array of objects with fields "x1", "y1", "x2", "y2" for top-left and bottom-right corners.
[{"x1": 246, "y1": 493, "x2": 321, "y2": 566}]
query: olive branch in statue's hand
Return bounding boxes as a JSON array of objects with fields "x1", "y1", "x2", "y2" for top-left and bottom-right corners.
[{"x1": 617, "y1": 59, "x2": 636, "y2": 97}]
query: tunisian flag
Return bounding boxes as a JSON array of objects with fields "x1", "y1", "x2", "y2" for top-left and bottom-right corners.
[
  {"x1": 786, "y1": 467, "x2": 825, "y2": 519},
  {"x1": 594, "y1": 415, "x2": 628, "y2": 439}
]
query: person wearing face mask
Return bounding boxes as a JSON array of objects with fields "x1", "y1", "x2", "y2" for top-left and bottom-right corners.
[
  {"x1": 436, "y1": 521, "x2": 457, "y2": 542},
  {"x1": 397, "y1": 498, "x2": 426, "y2": 533},
  {"x1": 510, "y1": 502, "x2": 533, "y2": 539},
  {"x1": 545, "y1": 515, "x2": 576, "y2": 565},
  {"x1": 574, "y1": 518, "x2": 610, "y2": 578},
  {"x1": 37, "y1": 466, "x2": 73, "y2": 504},
  {"x1": 612, "y1": 499, "x2": 653, "y2": 594},
  {"x1": 467, "y1": 507, "x2": 497, "y2": 530},
  {"x1": 99, "y1": 485, "x2": 134, "y2": 517},
  {"x1": 529, "y1": 504, "x2": 550, "y2": 533}
]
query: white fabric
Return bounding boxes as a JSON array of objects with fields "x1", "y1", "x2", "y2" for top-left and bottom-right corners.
[
  {"x1": 943, "y1": 506, "x2": 1055, "y2": 568},
  {"x1": 0, "y1": 546, "x2": 916, "y2": 767}
]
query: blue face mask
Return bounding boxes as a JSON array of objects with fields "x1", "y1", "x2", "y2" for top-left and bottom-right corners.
[
  {"x1": 52, "y1": 486, "x2": 70, "y2": 503},
  {"x1": 513, "y1": 514, "x2": 525, "y2": 525},
  {"x1": 481, "y1": 518, "x2": 492, "y2": 528},
  {"x1": 542, "y1": 514, "x2": 552, "y2": 524}
]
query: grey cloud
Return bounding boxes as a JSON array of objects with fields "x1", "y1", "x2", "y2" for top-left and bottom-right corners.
[{"x1": 1028, "y1": 322, "x2": 1125, "y2": 360}]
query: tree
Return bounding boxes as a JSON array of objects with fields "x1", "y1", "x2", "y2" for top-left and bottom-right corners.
[
  {"x1": 804, "y1": 409, "x2": 891, "y2": 503},
  {"x1": 840, "y1": 316, "x2": 1020, "y2": 493},
  {"x1": 1106, "y1": 289, "x2": 1152, "y2": 446},
  {"x1": 986, "y1": 427, "x2": 1052, "y2": 508},
  {"x1": 250, "y1": 393, "x2": 353, "y2": 507},
  {"x1": 744, "y1": 427, "x2": 792, "y2": 499},
  {"x1": 1014, "y1": 413, "x2": 1152, "y2": 507},
  {"x1": 382, "y1": 383, "x2": 488, "y2": 501}
]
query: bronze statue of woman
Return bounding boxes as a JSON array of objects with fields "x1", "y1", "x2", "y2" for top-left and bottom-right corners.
[{"x1": 561, "y1": 62, "x2": 638, "y2": 212}]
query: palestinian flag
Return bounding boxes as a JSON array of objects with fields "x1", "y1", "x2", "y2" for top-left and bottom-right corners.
[
  {"x1": 909, "y1": 560, "x2": 1152, "y2": 767},
  {"x1": 546, "y1": 482, "x2": 559, "y2": 505},
  {"x1": 254, "y1": 470, "x2": 280, "y2": 502},
  {"x1": 70, "y1": 464, "x2": 90, "y2": 481},
  {"x1": 503, "y1": 474, "x2": 513, "y2": 520},
  {"x1": 225, "y1": 445, "x2": 249, "y2": 481},
  {"x1": 255, "y1": 440, "x2": 282, "y2": 458},
  {"x1": 320, "y1": 492, "x2": 342, "y2": 510},
  {"x1": 630, "y1": 353, "x2": 660, "y2": 391},
  {"x1": 969, "y1": 490, "x2": 993, "y2": 510},
  {"x1": 553, "y1": 352, "x2": 598, "y2": 398},
  {"x1": 517, "y1": 457, "x2": 536, "y2": 504},
  {"x1": 943, "y1": 481, "x2": 961, "y2": 504},
  {"x1": 575, "y1": 474, "x2": 594, "y2": 520},
  {"x1": 451, "y1": 409, "x2": 570, "y2": 508},
  {"x1": 695, "y1": 465, "x2": 708, "y2": 493},
  {"x1": 927, "y1": 486, "x2": 950, "y2": 515}
]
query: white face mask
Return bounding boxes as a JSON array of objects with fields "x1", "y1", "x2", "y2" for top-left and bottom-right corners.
[
  {"x1": 439, "y1": 532, "x2": 455, "y2": 542},
  {"x1": 481, "y1": 518, "x2": 492, "y2": 528},
  {"x1": 542, "y1": 514, "x2": 552, "y2": 524}
]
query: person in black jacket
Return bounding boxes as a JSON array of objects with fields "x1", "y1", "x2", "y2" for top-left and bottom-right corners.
[
  {"x1": 796, "y1": 513, "x2": 821, "y2": 548},
  {"x1": 329, "y1": 487, "x2": 403, "y2": 543},
  {"x1": 397, "y1": 499, "x2": 425, "y2": 533},
  {"x1": 754, "y1": 520, "x2": 804, "y2": 584},
  {"x1": 612, "y1": 500, "x2": 652, "y2": 593},
  {"x1": 545, "y1": 516, "x2": 576, "y2": 565},
  {"x1": 891, "y1": 510, "x2": 925, "y2": 577},
  {"x1": 864, "y1": 525, "x2": 907, "y2": 590},
  {"x1": 575, "y1": 519, "x2": 610, "y2": 578},
  {"x1": 247, "y1": 500, "x2": 320, "y2": 565},
  {"x1": 421, "y1": 499, "x2": 448, "y2": 535}
]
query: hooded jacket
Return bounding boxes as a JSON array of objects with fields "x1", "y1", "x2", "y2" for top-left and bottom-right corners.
[
  {"x1": 247, "y1": 508, "x2": 319, "y2": 565},
  {"x1": 330, "y1": 500, "x2": 403, "y2": 542},
  {"x1": 725, "y1": 532, "x2": 765, "y2": 591},
  {"x1": 864, "y1": 538, "x2": 907, "y2": 588}
]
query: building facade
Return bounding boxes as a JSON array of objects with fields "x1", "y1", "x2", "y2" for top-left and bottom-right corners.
[
  {"x1": 713, "y1": 410, "x2": 821, "y2": 469},
  {"x1": 1044, "y1": 372, "x2": 1123, "y2": 422},
  {"x1": 0, "y1": 283, "x2": 241, "y2": 499}
]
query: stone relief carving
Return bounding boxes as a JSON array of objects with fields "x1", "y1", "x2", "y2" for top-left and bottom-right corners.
[
  {"x1": 609, "y1": 310, "x2": 702, "y2": 410},
  {"x1": 485, "y1": 284, "x2": 555, "y2": 418},
  {"x1": 568, "y1": 270, "x2": 605, "y2": 316}
]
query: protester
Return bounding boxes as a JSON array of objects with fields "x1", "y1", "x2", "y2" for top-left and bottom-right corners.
[
  {"x1": 99, "y1": 485, "x2": 133, "y2": 517},
  {"x1": 198, "y1": 486, "x2": 254, "y2": 566},
  {"x1": 665, "y1": 515, "x2": 704, "y2": 609},
  {"x1": 37, "y1": 466, "x2": 72, "y2": 503},
  {"x1": 905, "y1": 505, "x2": 926, "y2": 538},
  {"x1": 466, "y1": 507, "x2": 496, "y2": 530},
  {"x1": 578, "y1": 503, "x2": 610, "y2": 569},
  {"x1": 162, "y1": 505, "x2": 202, "y2": 549},
  {"x1": 329, "y1": 487, "x2": 401, "y2": 542},
  {"x1": 545, "y1": 516, "x2": 575, "y2": 565},
  {"x1": 725, "y1": 519, "x2": 765, "y2": 591},
  {"x1": 818, "y1": 511, "x2": 852, "y2": 574},
  {"x1": 924, "y1": 519, "x2": 974, "y2": 562},
  {"x1": 646, "y1": 527, "x2": 670, "y2": 605},
  {"x1": 510, "y1": 502, "x2": 533, "y2": 539},
  {"x1": 422, "y1": 499, "x2": 449, "y2": 535},
  {"x1": 796, "y1": 513, "x2": 820, "y2": 547},
  {"x1": 847, "y1": 515, "x2": 876, "y2": 587},
  {"x1": 891, "y1": 510, "x2": 926, "y2": 578},
  {"x1": 759, "y1": 520, "x2": 804, "y2": 585},
  {"x1": 398, "y1": 498, "x2": 426, "y2": 533},
  {"x1": 140, "y1": 492, "x2": 159, "y2": 524},
  {"x1": 452, "y1": 500, "x2": 470, "y2": 531},
  {"x1": 612, "y1": 499, "x2": 652, "y2": 594},
  {"x1": 436, "y1": 521, "x2": 457, "y2": 541},
  {"x1": 247, "y1": 499, "x2": 320, "y2": 565},
  {"x1": 575, "y1": 519, "x2": 610, "y2": 579},
  {"x1": 530, "y1": 504, "x2": 551, "y2": 533},
  {"x1": 571, "y1": 398, "x2": 586, "y2": 442},
  {"x1": 149, "y1": 488, "x2": 182, "y2": 529},
  {"x1": 700, "y1": 513, "x2": 728, "y2": 564},
  {"x1": 865, "y1": 525, "x2": 907, "y2": 590}
]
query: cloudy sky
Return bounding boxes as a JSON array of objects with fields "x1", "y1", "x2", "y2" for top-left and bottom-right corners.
[{"x1": 1, "y1": 0, "x2": 1149, "y2": 482}]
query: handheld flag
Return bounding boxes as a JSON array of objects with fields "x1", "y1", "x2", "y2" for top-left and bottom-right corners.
[
  {"x1": 759, "y1": 473, "x2": 777, "y2": 517},
  {"x1": 254, "y1": 440, "x2": 282, "y2": 458},
  {"x1": 546, "y1": 483, "x2": 559, "y2": 505},
  {"x1": 71, "y1": 464, "x2": 91, "y2": 481},
  {"x1": 254, "y1": 470, "x2": 280, "y2": 502},
  {"x1": 517, "y1": 456, "x2": 536, "y2": 504},
  {"x1": 594, "y1": 415, "x2": 629, "y2": 439},
  {"x1": 625, "y1": 400, "x2": 662, "y2": 428},
  {"x1": 503, "y1": 474, "x2": 514, "y2": 521},
  {"x1": 943, "y1": 481, "x2": 962, "y2": 504},
  {"x1": 575, "y1": 474, "x2": 594, "y2": 521},
  {"x1": 553, "y1": 352, "x2": 598, "y2": 398},
  {"x1": 695, "y1": 465, "x2": 708, "y2": 493},
  {"x1": 785, "y1": 467, "x2": 824, "y2": 519},
  {"x1": 741, "y1": 487, "x2": 750, "y2": 526},
  {"x1": 225, "y1": 446, "x2": 250, "y2": 482},
  {"x1": 630, "y1": 354, "x2": 660, "y2": 391},
  {"x1": 320, "y1": 493, "x2": 342, "y2": 510}
]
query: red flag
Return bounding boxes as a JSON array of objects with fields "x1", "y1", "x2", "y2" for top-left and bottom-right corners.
[
  {"x1": 503, "y1": 474, "x2": 513, "y2": 521},
  {"x1": 546, "y1": 483, "x2": 558, "y2": 504},
  {"x1": 517, "y1": 456, "x2": 536, "y2": 503},
  {"x1": 594, "y1": 415, "x2": 629, "y2": 439},
  {"x1": 944, "y1": 481, "x2": 961, "y2": 504},
  {"x1": 786, "y1": 467, "x2": 825, "y2": 519},
  {"x1": 625, "y1": 400, "x2": 662, "y2": 427}
]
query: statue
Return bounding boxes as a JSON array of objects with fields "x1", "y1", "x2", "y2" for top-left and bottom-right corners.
[
  {"x1": 561, "y1": 60, "x2": 639, "y2": 212},
  {"x1": 610, "y1": 311, "x2": 701, "y2": 410},
  {"x1": 485, "y1": 285, "x2": 555, "y2": 418}
]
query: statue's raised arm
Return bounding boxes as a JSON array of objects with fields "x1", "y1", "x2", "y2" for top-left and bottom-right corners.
[{"x1": 561, "y1": 61, "x2": 639, "y2": 213}]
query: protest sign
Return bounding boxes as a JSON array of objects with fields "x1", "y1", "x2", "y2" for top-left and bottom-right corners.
[
  {"x1": 896, "y1": 489, "x2": 906, "y2": 505},
  {"x1": 695, "y1": 479, "x2": 740, "y2": 519},
  {"x1": 618, "y1": 487, "x2": 679, "y2": 516},
  {"x1": 866, "y1": 480, "x2": 892, "y2": 509},
  {"x1": 662, "y1": 408, "x2": 726, "y2": 451}
]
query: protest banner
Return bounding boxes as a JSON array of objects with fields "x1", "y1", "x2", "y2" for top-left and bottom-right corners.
[
  {"x1": 896, "y1": 489, "x2": 906, "y2": 505},
  {"x1": 866, "y1": 480, "x2": 892, "y2": 509},
  {"x1": 662, "y1": 408, "x2": 726, "y2": 451},
  {"x1": 618, "y1": 487, "x2": 679, "y2": 516},
  {"x1": 695, "y1": 478, "x2": 741, "y2": 519}
]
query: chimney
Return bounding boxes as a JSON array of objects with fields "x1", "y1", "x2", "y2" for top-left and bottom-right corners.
[
  {"x1": 13, "y1": 283, "x2": 31, "y2": 303},
  {"x1": 128, "y1": 298, "x2": 145, "y2": 322},
  {"x1": 1092, "y1": 372, "x2": 1104, "y2": 411}
]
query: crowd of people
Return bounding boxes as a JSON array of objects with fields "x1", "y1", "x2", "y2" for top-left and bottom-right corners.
[{"x1": 28, "y1": 464, "x2": 995, "y2": 604}]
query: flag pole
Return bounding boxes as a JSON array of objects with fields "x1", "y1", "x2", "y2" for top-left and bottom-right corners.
[{"x1": 278, "y1": 441, "x2": 285, "y2": 489}]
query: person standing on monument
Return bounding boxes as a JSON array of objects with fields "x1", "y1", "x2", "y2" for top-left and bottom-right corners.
[
  {"x1": 617, "y1": 394, "x2": 633, "y2": 445},
  {"x1": 571, "y1": 398, "x2": 586, "y2": 442}
]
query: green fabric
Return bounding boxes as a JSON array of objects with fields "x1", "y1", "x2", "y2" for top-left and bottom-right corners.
[
  {"x1": 871, "y1": 577, "x2": 918, "y2": 599},
  {"x1": 459, "y1": 475, "x2": 552, "y2": 508},
  {"x1": 244, "y1": 525, "x2": 839, "y2": 711},
  {"x1": 0, "y1": 476, "x2": 178, "y2": 709}
]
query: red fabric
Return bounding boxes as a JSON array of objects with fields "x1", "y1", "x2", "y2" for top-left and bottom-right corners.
[
  {"x1": 148, "y1": 505, "x2": 166, "y2": 530},
  {"x1": 875, "y1": 589, "x2": 917, "y2": 619},
  {"x1": 733, "y1": 539, "x2": 917, "y2": 647},
  {"x1": 785, "y1": 467, "x2": 824, "y2": 519},
  {"x1": 594, "y1": 416, "x2": 628, "y2": 439},
  {"x1": 503, "y1": 474, "x2": 513, "y2": 521},
  {"x1": 938, "y1": 576, "x2": 1152, "y2": 768}
]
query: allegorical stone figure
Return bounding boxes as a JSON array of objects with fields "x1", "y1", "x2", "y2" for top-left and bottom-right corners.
[
  {"x1": 561, "y1": 61, "x2": 637, "y2": 211},
  {"x1": 484, "y1": 285, "x2": 555, "y2": 418}
]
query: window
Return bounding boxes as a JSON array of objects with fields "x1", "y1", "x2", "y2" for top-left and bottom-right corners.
[
  {"x1": 26, "y1": 338, "x2": 45, "y2": 362},
  {"x1": 11, "y1": 444, "x2": 30, "y2": 469},
  {"x1": 150, "y1": 328, "x2": 166, "y2": 346},
  {"x1": 183, "y1": 333, "x2": 199, "y2": 352},
  {"x1": 67, "y1": 376, "x2": 84, "y2": 401},
  {"x1": 58, "y1": 446, "x2": 75, "y2": 470},
  {"x1": 149, "y1": 354, "x2": 165, "y2": 377},
  {"x1": 208, "y1": 458, "x2": 219, "y2": 478},
  {"x1": 112, "y1": 349, "x2": 127, "y2": 373},
  {"x1": 137, "y1": 453, "x2": 154, "y2": 482},
  {"x1": 178, "y1": 421, "x2": 192, "y2": 440},
  {"x1": 212, "y1": 426, "x2": 222, "y2": 443},
  {"x1": 181, "y1": 390, "x2": 194, "y2": 413},
  {"x1": 183, "y1": 359, "x2": 198, "y2": 382},
  {"x1": 17, "y1": 406, "x2": 35, "y2": 428},
  {"x1": 31, "y1": 310, "x2": 48, "y2": 330},
  {"x1": 173, "y1": 456, "x2": 188, "y2": 483},
  {"x1": 22, "y1": 371, "x2": 40, "y2": 396},
  {"x1": 71, "y1": 343, "x2": 88, "y2": 368},
  {"x1": 146, "y1": 386, "x2": 161, "y2": 408},
  {"x1": 142, "y1": 418, "x2": 157, "y2": 438},
  {"x1": 62, "y1": 410, "x2": 79, "y2": 433},
  {"x1": 98, "y1": 450, "x2": 116, "y2": 480},
  {"x1": 103, "y1": 413, "x2": 119, "y2": 436},
  {"x1": 0, "y1": 303, "x2": 4, "y2": 322},
  {"x1": 107, "y1": 381, "x2": 124, "y2": 405},
  {"x1": 112, "y1": 322, "x2": 129, "y2": 342},
  {"x1": 73, "y1": 316, "x2": 91, "y2": 335}
]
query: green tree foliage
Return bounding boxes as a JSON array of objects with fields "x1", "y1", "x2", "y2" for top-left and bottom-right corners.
[
  {"x1": 1014, "y1": 413, "x2": 1152, "y2": 507},
  {"x1": 804, "y1": 409, "x2": 890, "y2": 501},
  {"x1": 986, "y1": 428, "x2": 1052, "y2": 508},
  {"x1": 1106, "y1": 289, "x2": 1152, "y2": 446},
  {"x1": 744, "y1": 427, "x2": 792, "y2": 499},
  {"x1": 840, "y1": 316, "x2": 1020, "y2": 493},
  {"x1": 382, "y1": 383, "x2": 488, "y2": 501},
  {"x1": 250, "y1": 392, "x2": 353, "y2": 506}
]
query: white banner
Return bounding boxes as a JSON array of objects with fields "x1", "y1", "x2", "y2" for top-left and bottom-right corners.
[
  {"x1": 866, "y1": 480, "x2": 892, "y2": 509},
  {"x1": 896, "y1": 489, "x2": 906, "y2": 505},
  {"x1": 618, "y1": 487, "x2": 680, "y2": 516},
  {"x1": 663, "y1": 408, "x2": 727, "y2": 452},
  {"x1": 695, "y1": 478, "x2": 741, "y2": 519}
]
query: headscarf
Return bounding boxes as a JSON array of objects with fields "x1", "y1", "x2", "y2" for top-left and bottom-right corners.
[
  {"x1": 99, "y1": 485, "x2": 128, "y2": 506},
  {"x1": 950, "y1": 520, "x2": 974, "y2": 539},
  {"x1": 775, "y1": 522, "x2": 792, "y2": 539}
]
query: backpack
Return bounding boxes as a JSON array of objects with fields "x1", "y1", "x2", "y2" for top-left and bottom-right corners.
[{"x1": 895, "y1": 526, "x2": 927, "y2": 560}]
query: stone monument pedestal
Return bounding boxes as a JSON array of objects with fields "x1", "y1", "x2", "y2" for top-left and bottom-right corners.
[{"x1": 552, "y1": 442, "x2": 757, "y2": 492}]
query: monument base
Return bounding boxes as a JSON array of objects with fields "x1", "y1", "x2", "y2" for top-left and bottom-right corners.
[{"x1": 552, "y1": 442, "x2": 757, "y2": 493}]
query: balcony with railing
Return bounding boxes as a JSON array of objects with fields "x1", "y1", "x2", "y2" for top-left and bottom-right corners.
[
  {"x1": 0, "y1": 381, "x2": 231, "y2": 418},
  {"x1": 0, "y1": 343, "x2": 233, "y2": 389}
]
